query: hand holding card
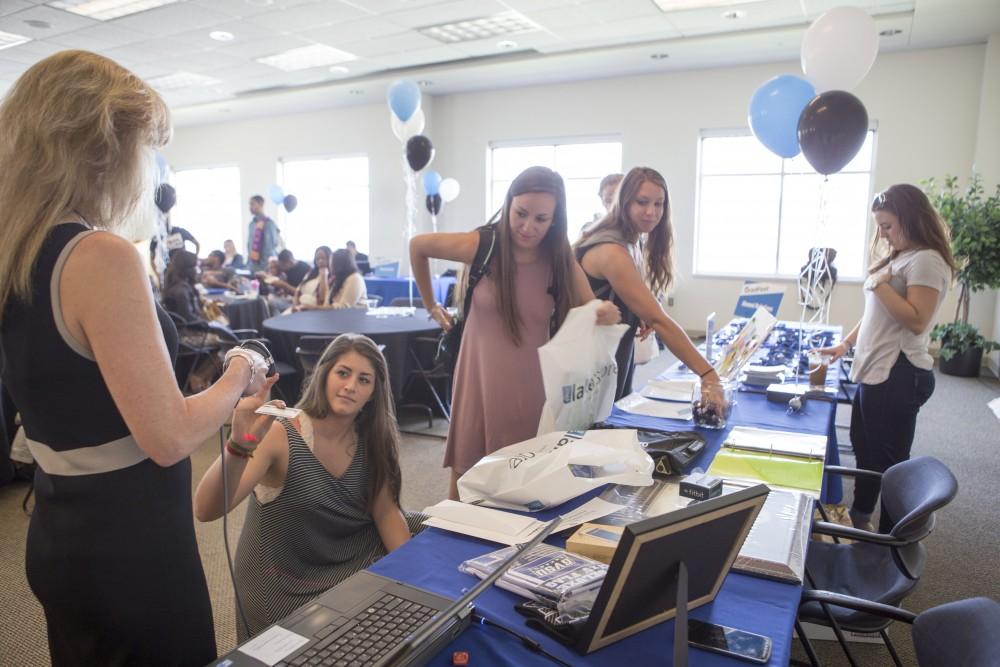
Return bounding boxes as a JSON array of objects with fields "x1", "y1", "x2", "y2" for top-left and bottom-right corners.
[{"x1": 254, "y1": 405, "x2": 302, "y2": 419}]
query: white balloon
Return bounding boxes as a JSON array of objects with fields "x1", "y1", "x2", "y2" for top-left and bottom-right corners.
[
  {"x1": 439, "y1": 178, "x2": 461, "y2": 203},
  {"x1": 390, "y1": 107, "x2": 425, "y2": 142},
  {"x1": 801, "y1": 6, "x2": 879, "y2": 92}
]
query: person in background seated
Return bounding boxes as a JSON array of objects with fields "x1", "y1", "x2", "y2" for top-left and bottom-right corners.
[
  {"x1": 201, "y1": 250, "x2": 237, "y2": 289},
  {"x1": 0, "y1": 49, "x2": 273, "y2": 667},
  {"x1": 817, "y1": 185, "x2": 955, "y2": 533},
  {"x1": 277, "y1": 249, "x2": 311, "y2": 288},
  {"x1": 162, "y1": 251, "x2": 208, "y2": 322},
  {"x1": 246, "y1": 195, "x2": 280, "y2": 273},
  {"x1": 194, "y1": 334, "x2": 423, "y2": 640},
  {"x1": 346, "y1": 240, "x2": 371, "y2": 275},
  {"x1": 297, "y1": 249, "x2": 368, "y2": 310},
  {"x1": 575, "y1": 167, "x2": 724, "y2": 409},
  {"x1": 223, "y1": 239, "x2": 245, "y2": 269},
  {"x1": 290, "y1": 246, "x2": 332, "y2": 311},
  {"x1": 409, "y1": 166, "x2": 621, "y2": 500}
]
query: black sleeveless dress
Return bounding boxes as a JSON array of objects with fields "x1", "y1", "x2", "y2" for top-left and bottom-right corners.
[{"x1": 0, "y1": 222, "x2": 216, "y2": 666}]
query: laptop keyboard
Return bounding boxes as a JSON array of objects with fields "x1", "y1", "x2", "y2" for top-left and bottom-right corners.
[{"x1": 277, "y1": 593, "x2": 438, "y2": 667}]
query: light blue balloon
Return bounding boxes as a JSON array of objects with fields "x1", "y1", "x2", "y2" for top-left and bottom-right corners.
[
  {"x1": 748, "y1": 74, "x2": 816, "y2": 159},
  {"x1": 387, "y1": 79, "x2": 421, "y2": 122},
  {"x1": 422, "y1": 170, "x2": 442, "y2": 196},
  {"x1": 268, "y1": 184, "x2": 285, "y2": 204}
]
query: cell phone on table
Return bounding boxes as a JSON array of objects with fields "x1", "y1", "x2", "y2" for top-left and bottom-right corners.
[{"x1": 688, "y1": 619, "x2": 772, "y2": 664}]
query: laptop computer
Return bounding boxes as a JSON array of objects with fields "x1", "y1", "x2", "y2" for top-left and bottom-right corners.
[{"x1": 210, "y1": 520, "x2": 557, "y2": 667}]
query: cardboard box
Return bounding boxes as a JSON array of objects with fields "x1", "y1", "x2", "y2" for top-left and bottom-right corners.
[{"x1": 566, "y1": 523, "x2": 624, "y2": 564}]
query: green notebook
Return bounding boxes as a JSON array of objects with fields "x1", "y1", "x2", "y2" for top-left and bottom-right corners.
[{"x1": 708, "y1": 447, "x2": 824, "y2": 495}]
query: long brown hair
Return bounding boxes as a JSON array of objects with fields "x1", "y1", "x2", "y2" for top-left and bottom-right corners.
[
  {"x1": 0, "y1": 50, "x2": 170, "y2": 321},
  {"x1": 484, "y1": 166, "x2": 576, "y2": 346},
  {"x1": 869, "y1": 184, "x2": 957, "y2": 276},
  {"x1": 295, "y1": 334, "x2": 402, "y2": 505},
  {"x1": 578, "y1": 166, "x2": 674, "y2": 297},
  {"x1": 329, "y1": 248, "x2": 359, "y2": 300}
]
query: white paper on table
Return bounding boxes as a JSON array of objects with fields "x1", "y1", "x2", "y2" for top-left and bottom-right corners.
[
  {"x1": 724, "y1": 426, "x2": 827, "y2": 460},
  {"x1": 423, "y1": 500, "x2": 543, "y2": 545},
  {"x1": 641, "y1": 379, "x2": 696, "y2": 402},
  {"x1": 615, "y1": 393, "x2": 693, "y2": 421},
  {"x1": 554, "y1": 497, "x2": 625, "y2": 532},
  {"x1": 238, "y1": 626, "x2": 310, "y2": 666}
]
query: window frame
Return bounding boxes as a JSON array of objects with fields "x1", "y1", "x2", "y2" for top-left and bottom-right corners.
[
  {"x1": 167, "y1": 162, "x2": 243, "y2": 255},
  {"x1": 692, "y1": 126, "x2": 879, "y2": 283}
]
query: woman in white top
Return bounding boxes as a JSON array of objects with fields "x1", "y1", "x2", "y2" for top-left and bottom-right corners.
[
  {"x1": 818, "y1": 184, "x2": 955, "y2": 532},
  {"x1": 301, "y1": 249, "x2": 368, "y2": 310},
  {"x1": 292, "y1": 246, "x2": 332, "y2": 310}
]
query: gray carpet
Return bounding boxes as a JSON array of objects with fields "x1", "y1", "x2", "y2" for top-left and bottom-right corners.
[{"x1": 0, "y1": 355, "x2": 997, "y2": 666}]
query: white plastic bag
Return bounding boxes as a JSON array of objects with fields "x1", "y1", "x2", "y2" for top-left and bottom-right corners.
[
  {"x1": 634, "y1": 332, "x2": 660, "y2": 365},
  {"x1": 537, "y1": 300, "x2": 629, "y2": 435},
  {"x1": 457, "y1": 429, "x2": 654, "y2": 511}
]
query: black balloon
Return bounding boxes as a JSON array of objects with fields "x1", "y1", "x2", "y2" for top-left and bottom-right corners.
[
  {"x1": 797, "y1": 91, "x2": 869, "y2": 176},
  {"x1": 405, "y1": 135, "x2": 434, "y2": 172},
  {"x1": 426, "y1": 193, "x2": 442, "y2": 215},
  {"x1": 154, "y1": 183, "x2": 176, "y2": 213},
  {"x1": 283, "y1": 194, "x2": 298, "y2": 212}
]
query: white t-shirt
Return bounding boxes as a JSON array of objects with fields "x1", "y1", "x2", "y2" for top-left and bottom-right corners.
[
  {"x1": 329, "y1": 272, "x2": 368, "y2": 309},
  {"x1": 852, "y1": 249, "x2": 951, "y2": 385}
]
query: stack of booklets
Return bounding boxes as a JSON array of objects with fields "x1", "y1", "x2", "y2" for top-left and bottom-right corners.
[
  {"x1": 707, "y1": 426, "x2": 826, "y2": 497},
  {"x1": 459, "y1": 544, "x2": 606, "y2": 613},
  {"x1": 731, "y1": 486, "x2": 812, "y2": 584},
  {"x1": 743, "y1": 364, "x2": 786, "y2": 386}
]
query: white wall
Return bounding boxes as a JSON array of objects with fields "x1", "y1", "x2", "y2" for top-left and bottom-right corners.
[{"x1": 167, "y1": 44, "x2": 993, "y2": 337}]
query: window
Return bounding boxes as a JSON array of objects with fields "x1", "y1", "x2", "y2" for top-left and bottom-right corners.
[
  {"x1": 489, "y1": 140, "x2": 622, "y2": 241},
  {"x1": 170, "y1": 166, "x2": 241, "y2": 255},
  {"x1": 278, "y1": 155, "x2": 369, "y2": 260},
  {"x1": 694, "y1": 131, "x2": 876, "y2": 280}
]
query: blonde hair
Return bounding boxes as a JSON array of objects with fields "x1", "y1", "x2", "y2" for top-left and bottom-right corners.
[{"x1": 0, "y1": 50, "x2": 170, "y2": 320}]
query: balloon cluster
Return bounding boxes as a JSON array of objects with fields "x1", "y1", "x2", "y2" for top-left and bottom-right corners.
[
  {"x1": 748, "y1": 6, "x2": 876, "y2": 175},
  {"x1": 387, "y1": 79, "x2": 461, "y2": 216},
  {"x1": 267, "y1": 184, "x2": 299, "y2": 212}
]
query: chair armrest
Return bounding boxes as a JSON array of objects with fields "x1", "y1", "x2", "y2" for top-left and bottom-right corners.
[
  {"x1": 811, "y1": 521, "x2": 905, "y2": 546},
  {"x1": 824, "y1": 465, "x2": 883, "y2": 481},
  {"x1": 800, "y1": 590, "x2": 917, "y2": 625}
]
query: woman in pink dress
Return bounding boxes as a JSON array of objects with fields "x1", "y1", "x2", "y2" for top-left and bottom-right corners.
[{"x1": 410, "y1": 166, "x2": 620, "y2": 500}]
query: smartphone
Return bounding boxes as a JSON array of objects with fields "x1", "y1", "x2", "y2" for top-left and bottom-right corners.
[{"x1": 688, "y1": 619, "x2": 771, "y2": 664}]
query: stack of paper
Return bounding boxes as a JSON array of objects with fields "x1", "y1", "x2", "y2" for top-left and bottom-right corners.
[
  {"x1": 732, "y1": 485, "x2": 812, "y2": 584},
  {"x1": 640, "y1": 379, "x2": 696, "y2": 402},
  {"x1": 724, "y1": 426, "x2": 827, "y2": 459},
  {"x1": 615, "y1": 393, "x2": 692, "y2": 420},
  {"x1": 743, "y1": 364, "x2": 786, "y2": 386}
]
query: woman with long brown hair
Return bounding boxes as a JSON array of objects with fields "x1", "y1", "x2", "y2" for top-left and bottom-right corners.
[
  {"x1": 409, "y1": 166, "x2": 620, "y2": 500},
  {"x1": 575, "y1": 166, "x2": 723, "y2": 404},
  {"x1": 195, "y1": 334, "x2": 422, "y2": 639},
  {"x1": 0, "y1": 51, "x2": 273, "y2": 666},
  {"x1": 818, "y1": 184, "x2": 955, "y2": 532}
]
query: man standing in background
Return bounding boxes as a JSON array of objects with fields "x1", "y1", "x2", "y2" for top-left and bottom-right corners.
[{"x1": 246, "y1": 194, "x2": 280, "y2": 273}]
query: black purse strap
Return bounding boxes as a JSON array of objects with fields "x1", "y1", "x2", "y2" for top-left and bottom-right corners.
[{"x1": 461, "y1": 223, "x2": 497, "y2": 318}]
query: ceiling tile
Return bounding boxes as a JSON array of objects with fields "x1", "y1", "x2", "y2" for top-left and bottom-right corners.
[
  {"x1": 381, "y1": 0, "x2": 508, "y2": 29},
  {"x1": 215, "y1": 33, "x2": 314, "y2": 59},
  {"x1": 337, "y1": 30, "x2": 442, "y2": 57},
  {"x1": 577, "y1": 0, "x2": 667, "y2": 22},
  {"x1": 299, "y1": 16, "x2": 402, "y2": 44},
  {"x1": 0, "y1": 1, "x2": 34, "y2": 18},
  {"x1": 47, "y1": 22, "x2": 152, "y2": 50},
  {"x1": 0, "y1": 5, "x2": 99, "y2": 38},
  {"x1": 247, "y1": 1, "x2": 369, "y2": 33},
  {"x1": 664, "y1": 0, "x2": 806, "y2": 37},
  {"x1": 364, "y1": 43, "x2": 464, "y2": 68},
  {"x1": 111, "y1": 3, "x2": 236, "y2": 36},
  {"x1": 0, "y1": 38, "x2": 65, "y2": 64}
]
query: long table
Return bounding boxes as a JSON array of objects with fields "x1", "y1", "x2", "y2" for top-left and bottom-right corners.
[{"x1": 369, "y1": 320, "x2": 844, "y2": 665}]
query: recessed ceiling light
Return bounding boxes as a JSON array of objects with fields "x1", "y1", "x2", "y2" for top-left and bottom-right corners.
[
  {"x1": 496, "y1": 39, "x2": 517, "y2": 49},
  {"x1": 0, "y1": 30, "x2": 31, "y2": 51},
  {"x1": 47, "y1": 0, "x2": 181, "y2": 21},
  {"x1": 879, "y1": 29, "x2": 903, "y2": 37},
  {"x1": 650, "y1": 53, "x2": 670, "y2": 60},
  {"x1": 209, "y1": 30, "x2": 234, "y2": 42},
  {"x1": 418, "y1": 11, "x2": 539, "y2": 44},
  {"x1": 147, "y1": 71, "x2": 222, "y2": 91},
  {"x1": 257, "y1": 44, "x2": 357, "y2": 72},
  {"x1": 722, "y1": 9, "x2": 745, "y2": 19},
  {"x1": 329, "y1": 65, "x2": 350, "y2": 75},
  {"x1": 24, "y1": 19, "x2": 52, "y2": 29}
]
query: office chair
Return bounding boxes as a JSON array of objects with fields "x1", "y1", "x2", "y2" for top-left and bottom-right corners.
[
  {"x1": 295, "y1": 335, "x2": 337, "y2": 389},
  {"x1": 797, "y1": 594, "x2": 1000, "y2": 667},
  {"x1": 797, "y1": 456, "x2": 959, "y2": 667}
]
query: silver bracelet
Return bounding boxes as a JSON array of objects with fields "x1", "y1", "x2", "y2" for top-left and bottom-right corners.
[{"x1": 225, "y1": 351, "x2": 256, "y2": 389}]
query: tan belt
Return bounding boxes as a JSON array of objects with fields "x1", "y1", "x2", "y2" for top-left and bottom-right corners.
[{"x1": 27, "y1": 435, "x2": 148, "y2": 476}]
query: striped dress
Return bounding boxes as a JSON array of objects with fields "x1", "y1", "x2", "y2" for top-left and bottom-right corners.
[{"x1": 233, "y1": 417, "x2": 423, "y2": 640}]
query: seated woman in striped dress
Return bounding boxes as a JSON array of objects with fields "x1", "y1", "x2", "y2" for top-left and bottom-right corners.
[{"x1": 194, "y1": 333, "x2": 423, "y2": 640}]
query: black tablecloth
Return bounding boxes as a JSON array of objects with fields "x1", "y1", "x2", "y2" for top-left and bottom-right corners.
[
  {"x1": 217, "y1": 295, "x2": 270, "y2": 332},
  {"x1": 262, "y1": 309, "x2": 440, "y2": 401}
]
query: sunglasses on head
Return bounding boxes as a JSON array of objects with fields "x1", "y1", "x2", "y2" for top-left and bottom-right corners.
[{"x1": 872, "y1": 191, "x2": 897, "y2": 214}]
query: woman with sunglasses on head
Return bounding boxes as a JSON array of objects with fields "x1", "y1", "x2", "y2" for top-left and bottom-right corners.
[
  {"x1": 575, "y1": 167, "x2": 724, "y2": 408},
  {"x1": 409, "y1": 166, "x2": 621, "y2": 500},
  {"x1": 195, "y1": 334, "x2": 423, "y2": 640},
  {"x1": 817, "y1": 185, "x2": 955, "y2": 533}
]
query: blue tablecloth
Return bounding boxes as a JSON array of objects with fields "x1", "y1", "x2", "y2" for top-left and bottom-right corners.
[{"x1": 364, "y1": 276, "x2": 456, "y2": 307}]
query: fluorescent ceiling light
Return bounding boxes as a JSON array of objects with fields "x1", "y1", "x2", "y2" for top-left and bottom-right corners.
[
  {"x1": 47, "y1": 0, "x2": 180, "y2": 21},
  {"x1": 0, "y1": 30, "x2": 31, "y2": 51},
  {"x1": 257, "y1": 44, "x2": 356, "y2": 72},
  {"x1": 209, "y1": 30, "x2": 235, "y2": 42},
  {"x1": 418, "y1": 10, "x2": 540, "y2": 44},
  {"x1": 147, "y1": 71, "x2": 221, "y2": 91},
  {"x1": 651, "y1": 0, "x2": 758, "y2": 11}
]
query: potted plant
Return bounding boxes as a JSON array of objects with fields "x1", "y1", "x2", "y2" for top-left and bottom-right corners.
[{"x1": 923, "y1": 174, "x2": 1000, "y2": 377}]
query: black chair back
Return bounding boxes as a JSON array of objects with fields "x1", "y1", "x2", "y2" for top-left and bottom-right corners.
[{"x1": 295, "y1": 335, "x2": 337, "y2": 385}]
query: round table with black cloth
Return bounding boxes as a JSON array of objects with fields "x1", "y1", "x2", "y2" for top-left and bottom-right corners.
[
  {"x1": 262, "y1": 309, "x2": 441, "y2": 401},
  {"x1": 216, "y1": 295, "x2": 271, "y2": 332}
]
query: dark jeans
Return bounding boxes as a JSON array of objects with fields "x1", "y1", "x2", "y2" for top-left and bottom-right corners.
[{"x1": 850, "y1": 353, "x2": 935, "y2": 531}]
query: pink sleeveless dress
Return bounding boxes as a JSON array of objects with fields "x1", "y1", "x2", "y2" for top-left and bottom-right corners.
[{"x1": 444, "y1": 256, "x2": 554, "y2": 473}]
